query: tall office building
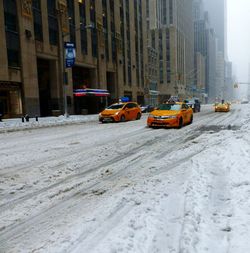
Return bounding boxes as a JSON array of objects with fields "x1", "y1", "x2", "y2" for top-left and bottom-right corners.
[
  {"x1": 193, "y1": 0, "x2": 217, "y2": 102},
  {"x1": 203, "y1": 0, "x2": 227, "y2": 101},
  {"x1": 148, "y1": 0, "x2": 194, "y2": 99},
  {"x1": 224, "y1": 61, "x2": 233, "y2": 100},
  {"x1": 146, "y1": 0, "x2": 160, "y2": 105},
  {"x1": 0, "y1": 0, "x2": 148, "y2": 118},
  {"x1": 203, "y1": 0, "x2": 227, "y2": 56}
]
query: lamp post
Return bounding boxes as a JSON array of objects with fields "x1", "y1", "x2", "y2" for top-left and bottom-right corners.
[{"x1": 57, "y1": 3, "x2": 94, "y2": 117}]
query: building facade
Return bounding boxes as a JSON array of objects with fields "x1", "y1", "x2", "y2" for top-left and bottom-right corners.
[
  {"x1": 203, "y1": 0, "x2": 227, "y2": 56},
  {"x1": 224, "y1": 61, "x2": 233, "y2": 101},
  {"x1": 193, "y1": 0, "x2": 218, "y2": 103},
  {"x1": 0, "y1": 0, "x2": 148, "y2": 118},
  {"x1": 204, "y1": 0, "x2": 227, "y2": 102},
  {"x1": 147, "y1": 0, "x2": 195, "y2": 101}
]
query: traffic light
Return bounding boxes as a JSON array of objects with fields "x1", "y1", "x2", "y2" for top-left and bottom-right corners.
[{"x1": 234, "y1": 83, "x2": 238, "y2": 88}]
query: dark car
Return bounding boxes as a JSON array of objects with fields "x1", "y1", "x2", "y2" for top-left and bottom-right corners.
[
  {"x1": 184, "y1": 98, "x2": 201, "y2": 113},
  {"x1": 140, "y1": 105, "x2": 155, "y2": 113}
]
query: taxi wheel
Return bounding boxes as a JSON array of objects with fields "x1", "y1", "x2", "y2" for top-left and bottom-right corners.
[
  {"x1": 120, "y1": 115, "x2": 126, "y2": 122},
  {"x1": 136, "y1": 113, "x2": 141, "y2": 120},
  {"x1": 178, "y1": 118, "x2": 183, "y2": 129}
]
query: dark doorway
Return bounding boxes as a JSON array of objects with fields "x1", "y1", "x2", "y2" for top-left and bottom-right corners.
[
  {"x1": 137, "y1": 95, "x2": 144, "y2": 105},
  {"x1": 0, "y1": 91, "x2": 9, "y2": 117},
  {"x1": 107, "y1": 72, "x2": 116, "y2": 104},
  {"x1": 72, "y1": 66, "x2": 92, "y2": 89},
  {"x1": 37, "y1": 59, "x2": 52, "y2": 116}
]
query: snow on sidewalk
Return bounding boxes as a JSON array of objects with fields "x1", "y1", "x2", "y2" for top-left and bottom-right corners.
[{"x1": 0, "y1": 114, "x2": 99, "y2": 133}]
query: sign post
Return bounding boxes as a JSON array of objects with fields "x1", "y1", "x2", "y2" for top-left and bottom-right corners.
[{"x1": 62, "y1": 42, "x2": 75, "y2": 117}]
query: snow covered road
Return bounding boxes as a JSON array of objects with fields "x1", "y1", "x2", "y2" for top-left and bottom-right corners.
[{"x1": 1, "y1": 104, "x2": 250, "y2": 253}]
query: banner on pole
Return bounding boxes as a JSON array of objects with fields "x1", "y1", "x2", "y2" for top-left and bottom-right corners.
[{"x1": 65, "y1": 42, "x2": 75, "y2": 68}]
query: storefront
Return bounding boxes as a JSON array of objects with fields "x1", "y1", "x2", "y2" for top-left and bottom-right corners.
[
  {"x1": 0, "y1": 82, "x2": 22, "y2": 118},
  {"x1": 74, "y1": 88, "x2": 110, "y2": 114}
]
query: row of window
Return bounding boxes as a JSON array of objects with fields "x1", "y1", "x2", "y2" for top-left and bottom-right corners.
[{"x1": 3, "y1": 0, "x2": 97, "y2": 67}]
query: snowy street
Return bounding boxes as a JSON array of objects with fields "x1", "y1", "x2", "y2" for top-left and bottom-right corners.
[{"x1": 1, "y1": 104, "x2": 250, "y2": 253}]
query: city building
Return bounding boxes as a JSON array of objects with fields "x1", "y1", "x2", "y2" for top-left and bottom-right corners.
[
  {"x1": 146, "y1": 0, "x2": 160, "y2": 105},
  {"x1": 224, "y1": 61, "x2": 234, "y2": 101},
  {"x1": 203, "y1": 0, "x2": 227, "y2": 56},
  {"x1": 0, "y1": 0, "x2": 148, "y2": 118},
  {"x1": 206, "y1": 27, "x2": 217, "y2": 102},
  {"x1": 204, "y1": 0, "x2": 227, "y2": 101},
  {"x1": 193, "y1": 0, "x2": 217, "y2": 103},
  {"x1": 214, "y1": 50, "x2": 225, "y2": 100},
  {"x1": 148, "y1": 0, "x2": 195, "y2": 101}
]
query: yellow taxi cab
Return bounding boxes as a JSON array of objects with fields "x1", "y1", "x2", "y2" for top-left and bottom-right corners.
[
  {"x1": 147, "y1": 102, "x2": 193, "y2": 128},
  {"x1": 99, "y1": 102, "x2": 141, "y2": 123},
  {"x1": 214, "y1": 102, "x2": 230, "y2": 112}
]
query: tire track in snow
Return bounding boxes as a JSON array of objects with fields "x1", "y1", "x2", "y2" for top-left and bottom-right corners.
[
  {"x1": 0, "y1": 108, "x2": 240, "y2": 251},
  {"x1": 0, "y1": 109, "x2": 231, "y2": 214}
]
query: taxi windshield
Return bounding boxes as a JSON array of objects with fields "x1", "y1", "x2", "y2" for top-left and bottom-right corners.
[
  {"x1": 107, "y1": 104, "x2": 124, "y2": 110},
  {"x1": 158, "y1": 104, "x2": 181, "y2": 111}
]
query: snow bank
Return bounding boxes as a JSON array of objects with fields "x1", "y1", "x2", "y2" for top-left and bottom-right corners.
[{"x1": 0, "y1": 114, "x2": 98, "y2": 133}]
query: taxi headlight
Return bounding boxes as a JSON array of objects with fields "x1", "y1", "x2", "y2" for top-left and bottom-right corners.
[
  {"x1": 148, "y1": 114, "x2": 154, "y2": 119},
  {"x1": 99, "y1": 113, "x2": 102, "y2": 117},
  {"x1": 169, "y1": 115, "x2": 177, "y2": 119},
  {"x1": 163, "y1": 115, "x2": 177, "y2": 119}
]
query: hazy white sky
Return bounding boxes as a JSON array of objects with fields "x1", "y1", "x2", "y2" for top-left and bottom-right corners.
[{"x1": 227, "y1": 0, "x2": 250, "y2": 82}]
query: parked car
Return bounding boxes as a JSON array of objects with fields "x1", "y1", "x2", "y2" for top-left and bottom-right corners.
[
  {"x1": 184, "y1": 98, "x2": 201, "y2": 113},
  {"x1": 147, "y1": 102, "x2": 193, "y2": 128},
  {"x1": 140, "y1": 105, "x2": 155, "y2": 113},
  {"x1": 99, "y1": 102, "x2": 141, "y2": 123}
]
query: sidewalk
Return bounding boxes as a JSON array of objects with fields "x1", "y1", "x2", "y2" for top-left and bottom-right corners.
[{"x1": 0, "y1": 114, "x2": 99, "y2": 133}]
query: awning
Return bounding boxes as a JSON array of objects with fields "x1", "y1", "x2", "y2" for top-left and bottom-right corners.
[
  {"x1": 74, "y1": 89, "x2": 110, "y2": 97},
  {"x1": 149, "y1": 90, "x2": 160, "y2": 95}
]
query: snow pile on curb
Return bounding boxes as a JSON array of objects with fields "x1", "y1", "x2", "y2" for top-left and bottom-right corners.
[{"x1": 0, "y1": 114, "x2": 98, "y2": 133}]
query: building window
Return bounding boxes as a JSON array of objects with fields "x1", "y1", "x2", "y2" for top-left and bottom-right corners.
[
  {"x1": 67, "y1": 0, "x2": 76, "y2": 44},
  {"x1": 33, "y1": 0, "x2": 43, "y2": 41},
  {"x1": 169, "y1": 0, "x2": 173, "y2": 24},
  {"x1": 166, "y1": 29, "x2": 171, "y2": 83},
  {"x1": 47, "y1": 0, "x2": 58, "y2": 45},
  {"x1": 3, "y1": 0, "x2": 20, "y2": 67},
  {"x1": 126, "y1": 0, "x2": 131, "y2": 85},
  {"x1": 90, "y1": 0, "x2": 97, "y2": 57},
  {"x1": 79, "y1": 1, "x2": 87, "y2": 54},
  {"x1": 110, "y1": 0, "x2": 116, "y2": 62},
  {"x1": 102, "y1": 0, "x2": 109, "y2": 61},
  {"x1": 120, "y1": 0, "x2": 126, "y2": 84}
]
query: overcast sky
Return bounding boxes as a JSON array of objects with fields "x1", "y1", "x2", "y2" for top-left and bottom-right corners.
[{"x1": 227, "y1": 0, "x2": 250, "y2": 82}]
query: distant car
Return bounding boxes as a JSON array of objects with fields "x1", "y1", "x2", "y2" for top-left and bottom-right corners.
[
  {"x1": 168, "y1": 96, "x2": 180, "y2": 102},
  {"x1": 99, "y1": 102, "x2": 141, "y2": 123},
  {"x1": 140, "y1": 105, "x2": 155, "y2": 113},
  {"x1": 241, "y1": 99, "x2": 249, "y2": 104},
  {"x1": 214, "y1": 102, "x2": 230, "y2": 112},
  {"x1": 184, "y1": 98, "x2": 201, "y2": 113},
  {"x1": 147, "y1": 102, "x2": 193, "y2": 128}
]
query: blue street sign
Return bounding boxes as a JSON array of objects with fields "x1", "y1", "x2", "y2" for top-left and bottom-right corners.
[
  {"x1": 65, "y1": 42, "x2": 75, "y2": 68},
  {"x1": 120, "y1": 97, "x2": 130, "y2": 102}
]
